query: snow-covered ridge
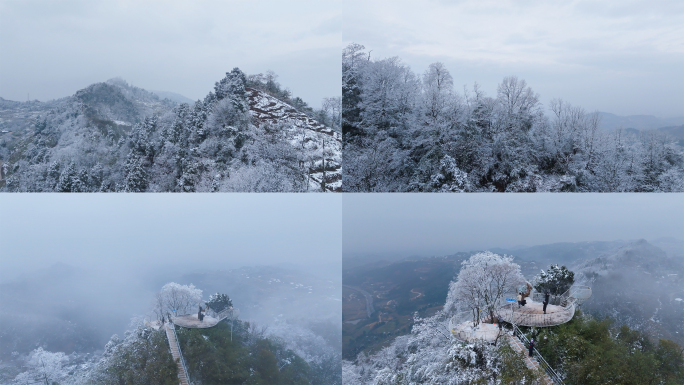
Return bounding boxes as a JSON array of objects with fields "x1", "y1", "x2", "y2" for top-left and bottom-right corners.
[
  {"x1": 247, "y1": 88, "x2": 340, "y2": 141},
  {"x1": 246, "y1": 87, "x2": 342, "y2": 191}
]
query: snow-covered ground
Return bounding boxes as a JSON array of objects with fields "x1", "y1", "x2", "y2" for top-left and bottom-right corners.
[
  {"x1": 450, "y1": 321, "x2": 502, "y2": 343},
  {"x1": 246, "y1": 88, "x2": 342, "y2": 191}
]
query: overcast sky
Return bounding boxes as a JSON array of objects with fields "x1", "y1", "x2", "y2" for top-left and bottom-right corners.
[
  {"x1": 0, "y1": 0, "x2": 341, "y2": 108},
  {"x1": 343, "y1": 194, "x2": 684, "y2": 258},
  {"x1": 343, "y1": 0, "x2": 684, "y2": 118},
  {"x1": 0, "y1": 194, "x2": 342, "y2": 282}
]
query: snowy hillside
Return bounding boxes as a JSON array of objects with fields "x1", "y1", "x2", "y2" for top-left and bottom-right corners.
[
  {"x1": 247, "y1": 87, "x2": 342, "y2": 191},
  {"x1": 0, "y1": 69, "x2": 341, "y2": 192}
]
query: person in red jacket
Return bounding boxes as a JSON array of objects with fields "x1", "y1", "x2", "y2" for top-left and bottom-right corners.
[{"x1": 528, "y1": 339, "x2": 535, "y2": 357}]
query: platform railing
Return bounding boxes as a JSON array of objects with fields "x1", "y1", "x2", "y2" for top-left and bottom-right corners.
[
  {"x1": 498, "y1": 302, "x2": 575, "y2": 327},
  {"x1": 532, "y1": 285, "x2": 592, "y2": 308},
  {"x1": 512, "y1": 324, "x2": 564, "y2": 385}
]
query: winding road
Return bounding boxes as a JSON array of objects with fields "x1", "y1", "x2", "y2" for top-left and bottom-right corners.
[{"x1": 344, "y1": 285, "x2": 375, "y2": 318}]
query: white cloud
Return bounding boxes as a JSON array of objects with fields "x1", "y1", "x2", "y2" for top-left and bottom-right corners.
[
  {"x1": 0, "y1": 0, "x2": 341, "y2": 107},
  {"x1": 343, "y1": 0, "x2": 684, "y2": 116}
]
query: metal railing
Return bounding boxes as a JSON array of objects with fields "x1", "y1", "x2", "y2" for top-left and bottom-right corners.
[
  {"x1": 532, "y1": 285, "x2": 592, "y2": 307},
  {"x1": 217, "y1": 307, "x2": 232, "y2": 320},
  {"x1": 168, "y1": 322, "x2": 191, "y2": 383},
  {"x1": 512, "y1": 324, "x2": 564, "y2": 385},
  {"x1": 498, "y1": 302, "x2": 575, "y2": 327}
]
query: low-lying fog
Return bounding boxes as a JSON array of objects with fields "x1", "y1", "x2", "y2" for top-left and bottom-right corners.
[{"x1": 0, "y1": 194, "x2": 342, "y2": 359}]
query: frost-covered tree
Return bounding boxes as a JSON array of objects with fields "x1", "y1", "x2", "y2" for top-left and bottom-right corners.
[
  {"x1": 56, "y1": 162, "x2": 86, "y2": 192},
  {"x1": 155, "y1": 282, "x2": 203, "y2": 316},
  {"x1": 344, "y1": 312, "x2": 543, "y2": 384},
  {"x1": 342, "y1": 43, "x2": 368, "y2": 136},
  {"x1": 342, "y1": 43, "x2": 684, "y2": 192},
  {"x1": 206, "y1": 293, "x2": 233, "y2": 313},
  {"x1": 12, "y1": 347, "x2": 68, "y2": 385},
  {"x1": 421, "y1": 62, "x2": 453, "y2": 130},
  {"x1": 214, "y1": 67, "x2": 249, "y2": 113},
  {"x1": 533, "y1": 264, "x2": 575, "y2": 296},
  {"x1": 121, "y1": 152, "x2": 148, "y2": 192},
  {"x1": 446, "y1": 251, "x2": 526, "y2": 326},
  {"x1": 86, "y1": 322, "x2": 177, "y2": 384}
]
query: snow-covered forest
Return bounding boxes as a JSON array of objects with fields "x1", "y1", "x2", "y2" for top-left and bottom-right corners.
[
  {"x1": 342, "y1": 43, "x2": 684, "y2": 192},
  {"x1": 0, "y1": 68, "x2": 341, "y2": 192}
]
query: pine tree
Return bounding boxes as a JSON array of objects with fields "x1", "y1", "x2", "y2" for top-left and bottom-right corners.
[{"x1": 122, "y1": 152, "x2": 148, "y2": 192}]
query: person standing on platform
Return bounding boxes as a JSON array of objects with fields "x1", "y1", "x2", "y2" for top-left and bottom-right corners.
[
  {"x1": 543, "y1": 291, "x2": 550, "y2": 314},
  {"x1": 529, "y1": 339, "x2": 535, "y2": 357}
]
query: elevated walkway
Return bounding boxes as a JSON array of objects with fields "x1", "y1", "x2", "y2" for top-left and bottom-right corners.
[
  {"x1": 506, "y1": 334, "x2": 555, "y2": 385},
  {"x1": 509, "y1": 324, "x2": 564, "y2": 384},
  {"x1": 165, "y1": 322, "x2": 190, "y2": 385}
]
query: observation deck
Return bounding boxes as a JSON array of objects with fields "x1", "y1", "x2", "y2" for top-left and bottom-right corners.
[
  {"x1": 499, "y1": 285, "x2": 591, "y2": 328},
  {"x1": 448, "y1": 285, "x2": 592, "y2": 341}
]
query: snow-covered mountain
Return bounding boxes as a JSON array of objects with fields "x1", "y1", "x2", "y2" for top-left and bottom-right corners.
[
  {"x1": 0, "y1": 69, "x2": 340, "y2": 192},
  {"x1": 246, "y1": 87, "x2": 342, "y2": 191}
]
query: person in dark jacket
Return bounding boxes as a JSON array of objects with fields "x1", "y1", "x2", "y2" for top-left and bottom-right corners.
[
  {"x1": 543, "y1": 291, "x2": 550, "y2": 314},
  {"x1": 528, "y1": 339, "x2": 535, "y2": 357}
]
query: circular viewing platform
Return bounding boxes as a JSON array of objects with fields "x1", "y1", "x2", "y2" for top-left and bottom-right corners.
[
  {"x1": 172, "y1": 313, "x2": 221, "y2": 328},
  {"x1": 499, "y1": 299, "x2": 575, "y2": 327}
]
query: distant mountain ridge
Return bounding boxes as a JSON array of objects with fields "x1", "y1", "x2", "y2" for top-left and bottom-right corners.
[
  {"x1": 151, "y1": 90, "x2": 196, "y2": 104},
  {"x1": 490, "y1": 240, "x2": 631, "y2": 268},
  {"x1": 574, "y1": 239, "x2": 684, "y2": 346},
  {"x1": 598, "y1": 112, "x2": 684, "y2": 131}
]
